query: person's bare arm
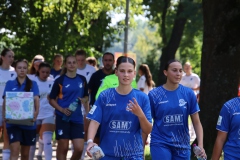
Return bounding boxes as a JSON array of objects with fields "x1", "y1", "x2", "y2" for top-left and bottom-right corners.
[
  {"x1": 191, "y1": 113, "x2": 207, "y2": 158},
  {"x1": 211, "y1": 131, "x2": 227, "y2": 160}
]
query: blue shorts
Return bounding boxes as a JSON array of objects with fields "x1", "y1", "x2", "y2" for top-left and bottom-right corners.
[
  {"x1": 150, "y1": 143, "x2": 191, "y2": 160},
  {"x1": 101, "y1": 155, "x2": 143, "y2": 160},
  {"x1": 55, "y1": 114, "x2": 84, "y2": 140},
  {"x1": 7, "y1": 126, "x2": 36, "y2": 146}
]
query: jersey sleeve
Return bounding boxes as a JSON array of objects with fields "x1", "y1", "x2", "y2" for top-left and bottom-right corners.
[
  {"x1": 31, "y1": 81, "x2": 39, "y2": 96},
  {"x1": 87, "y1": 94, "x2": 103, "y2": 124},
  {"x1": 49, "y1": 77, "x2": 61, "y2": 99},
  {"x1": 2, "y1": 81, "x2": 11, "y2": 98},
  {"x1": 148, "y1": 92, "x2": 156, "y2": 120},
  {"x1": 216, "y1": 104, "x2": 230, "y2": 133},
  {"x1": 195, "y1": 75, "x2": 201, "y2": 87},
  {"x1": 141, "y1": 94, "x2": 152, "y2": 123},
  {"x1": 188, "y1": 90, "x2": 200, "y2": 115},
  {"x1": 137, "y1": 76, "x2": 146, "y2": 89}
]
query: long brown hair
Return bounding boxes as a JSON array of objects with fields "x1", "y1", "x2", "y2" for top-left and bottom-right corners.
[
  {"x1": 60, "y1": 55, "x2": 76, "y2": 75},
  {"x1": 139, "y1": 64, "x2": 153, "y2": 88},
  {"x1": 15, "y1": 59, "x2": 32, "y2": 91}
]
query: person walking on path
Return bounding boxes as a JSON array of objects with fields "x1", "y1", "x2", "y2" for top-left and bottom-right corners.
[
  {"x1": 49, "y1": 55, "x2": 89, "y2": 160},
  {"x1": 149, "y1": 60, "x2": 206, "y2": 160},
  {"x1": 86, "y1": 56, "x2": 152, "y2": 159}
]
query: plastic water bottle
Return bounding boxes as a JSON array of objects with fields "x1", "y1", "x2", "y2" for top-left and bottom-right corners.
[
  {"x1": 193, "y1": 144, "x2": 206, "y2": 160},
  {"x1": 89, "y1": 146, "x2": 105, "y2": 160},
  {"x1": 62, "y1": 98, "x2": 79, "y2": 122}
]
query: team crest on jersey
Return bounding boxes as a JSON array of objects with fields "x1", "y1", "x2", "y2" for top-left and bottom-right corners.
[
  {"x1": 49, "y1": 84, "x2": 52, "y2": 88},
  {"x1": 11, "y1": 73, "x2": 14, "y2": 77},
  {"x1": 79, "y1": 83, "x2": 83, "y2": 88},
  {"x1": 179, "y1": 99, "x2": 187, "y2": 108},
  {"x1": 86, "y1": 72, "x2": 90, "y2": 76},
  {"x1": 58, "y1": 130, "x2": 63, "y2": 135}
]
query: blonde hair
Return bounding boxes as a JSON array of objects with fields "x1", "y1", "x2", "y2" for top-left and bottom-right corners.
[
  {"x1": 86, "y1": 57, "x2": 97, "y2": 67},
  {"x1": 29, "y1": 55, "x2": 45, "y2": 74}
]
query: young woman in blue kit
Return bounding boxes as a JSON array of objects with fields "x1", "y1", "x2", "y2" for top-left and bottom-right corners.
[
  {"x1": 212, "y1": 97, "x2": 240, "y2": 160},
  {"x1": 86, "y1": 56, "x2": 152, "y2": 160},
  {"x1": 49, "y1": 55, "x2": 89, "y2": 160},
  {"x1": 3, "y1": 59, "x2": 39, "y2": 160},
  {"x1": 148, "y1": 60, "x2": 206, "y2": 160}
]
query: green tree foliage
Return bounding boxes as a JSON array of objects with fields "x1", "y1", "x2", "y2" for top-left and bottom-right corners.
[
  {"x1": 0, "y1": 0, "x2": 143, "y2": 61},
  {"x1": 143, "y1": 0, "x2": 203, "y2": 84},
  {"x1": 133, "y1": 22, "x2": 161, "y2": 63},
  {"x1": 106, "y1": 19, "x2": 161, "y2": 84}
]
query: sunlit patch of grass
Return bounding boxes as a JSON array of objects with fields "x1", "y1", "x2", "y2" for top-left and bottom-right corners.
[{"x1": 144, "y1": 145, "x2": 151, "y2": 160}]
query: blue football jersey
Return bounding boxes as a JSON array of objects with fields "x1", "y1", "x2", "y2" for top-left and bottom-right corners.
[
  {"x1": 3, "y1": 78, "x2": 39, "y2": 129},
  {"x1": 49, "y1": 74, "x2": 88, "y2": 124},
  {"x1": 148, "y1": 84, "x2": 199, "y2": 150},
  {"x1": 216, "y1": 97, "x2": 240, "y2": 159},
  {"x1": 87, "y1": 88, "x2": 152, "y2": 158}
]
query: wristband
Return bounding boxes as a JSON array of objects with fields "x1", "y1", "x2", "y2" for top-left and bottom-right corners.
[{"x1": 87, "y1": 139, "x2": 93, "y2": 144}]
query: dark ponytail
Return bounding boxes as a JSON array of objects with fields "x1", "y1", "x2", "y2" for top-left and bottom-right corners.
[{"x1": 24, "y1": 76, "x2": 33, "y2": 92}]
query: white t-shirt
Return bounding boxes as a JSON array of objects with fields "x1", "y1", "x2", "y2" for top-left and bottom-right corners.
[
  {"x1": 180, "y1": 73, "x2": 200, "y2": 95},
  {"x1": 27, "y1": 74, "x2": 53, "y2": 80},
  {"x1": 76, "y1": 64, "x2": 96, "y2": 83},
  {"x1": 33, "y1": 76, "x2": 55, "y2": 119},
  {"x1": 0, "y1": 66, "x2": 17, "y2": 105},
  {"x1": 137, "y1": 75, "x2": 151, "y2": 94}
]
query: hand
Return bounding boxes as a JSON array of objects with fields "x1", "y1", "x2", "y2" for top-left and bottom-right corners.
[
  {"x1": 197, "y1": 146, "x2": 207, "y2": 159},
  {"x1": 32, "y1": 111, "x2": 38, "y2": 122},
  {"x1": 126, "y1": 98, "x2": 144, "y2": 117},
  {"x1": 61, "y1": 108, "x2": 72, "y2": 116},
  {"x1": 79, "y1": 97, "x2": 89, "y2": 104},
  {"x1": 86, "y1": 142, "x2": 98, "y2": 157},
  {"x1": 4, "y1": 118, "x2": 8, "y2": 122}
]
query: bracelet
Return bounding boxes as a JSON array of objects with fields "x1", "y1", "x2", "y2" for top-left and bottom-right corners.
[{"x1": 87, "y1": 139, "x2": 93, "y2": 144}]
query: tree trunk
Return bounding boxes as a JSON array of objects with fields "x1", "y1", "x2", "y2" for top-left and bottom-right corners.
[
  {"x1": 201, "y1": 0, "x2": 240, "y2": 156},
  {"x1": 158, "y1": 1, "x2": 187, "y2": 85}
]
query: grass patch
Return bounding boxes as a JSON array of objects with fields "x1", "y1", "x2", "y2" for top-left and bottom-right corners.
[{"x1": 144, "y1": 145, "x2": 151, "y2": 160}]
